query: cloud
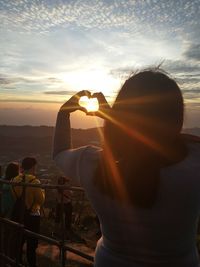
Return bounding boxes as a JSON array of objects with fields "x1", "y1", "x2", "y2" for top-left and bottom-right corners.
[
  {"x1": 110, "y1": 60, "x2": 200, "y2": 78},
  {"x1": 0, "y1": 74, "x2": 40, "y2": 86},
  {"x1": 1, "y1": 1, "x2": 200, "y2": 80},
  {"x1": 47, "y1": 77, "x2": 62, "y2": 83},
  {"x1": 184, "y1": 43, "x2": 200, "y2": 62},
  {"x1": 44, "y1": 90, "x2": 76, "y2": 95},
  {"x1": 177, "y1": 77, "x2": 200, "y2": 85},
  {"x1": 0, "y1": 74, "x2": 65, "y2": 93},
  {"x1": 160, "y1": 60, "x2": 200, "y2": 99},
  {"x1": 0, "y1": 98, "x2": 62, "y2": 104},
  {"x1": 0, "y1": 1, "x2": 135, "y2": 33},
  {"x1": 110, "y1": 63, "x2": 169, "y2": 78},
  {"x1": 0, "y1": 0, "x2": 199, "y2": 38},
  {"x1": 110, "y1": 61, "x2": 200, "y2": 101},
  {"x1": 0, "y1": 77, "x2": 13, "y2": 85},
  {"x1": 110, "y1": 67, "x2": 136, "y2": 78},
  {"x1": 182, "y1": 88, "x2": 200, "y2": 94},
  {"x1": 163, "y1": 59, "x2": 200, "y2": 74},
  {"x1": 0, "y1": 0, "x2": 200, "y2": 128}
]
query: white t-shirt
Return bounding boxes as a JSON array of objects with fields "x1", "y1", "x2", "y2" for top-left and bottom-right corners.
[{"x1": 54, "y1": 142, "x2": 200, "y2": 267}]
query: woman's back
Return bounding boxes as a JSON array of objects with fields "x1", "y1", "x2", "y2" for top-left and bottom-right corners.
[{"x1": 82, "y1": 142, "x2": 200, "y2": 266}]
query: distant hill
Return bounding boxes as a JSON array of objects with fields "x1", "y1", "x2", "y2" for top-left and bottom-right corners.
[
  {"x1": 0, "y1": 125, "x2": 199, "y2": 139},
  {"x1": 0, "y1": 125, "x2": 102, "y2": 155},
  {"x1": 182, "y1": 127, "x2": 200, "y2": 137},
  {"x1": 0, "y1": 125, "x2": 53, "y2": 138},
  {"x1": 0, "y1": 125, "x2": 199, "y2": 155},
  {"x1": 0, "y1": 125, "x2": 102, "y2": 139}
]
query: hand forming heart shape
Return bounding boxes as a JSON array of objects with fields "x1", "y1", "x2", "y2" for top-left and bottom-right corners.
[{"x1": 79, "y1": 96, "x2": 99, "y2": 112}]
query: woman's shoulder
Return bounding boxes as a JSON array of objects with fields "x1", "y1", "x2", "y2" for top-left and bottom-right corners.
[
  {"x1": 162, "y1": 134, "x2": 200, "y2": 177},
  {"x1": 83, "y1": 145, "x2": 102, "y2": 158},
  {"x1": 79, "y1": 145, "x2": 102, "y2": 171},
  {"x1": 55, "y1": 145, "x2": 102, "y2": 161},
  {"x1": 12, "y1": 174, "x2": 21, "y2": 182},
  {"x1": 183, "y1": 134, "x2": 200, "y2": 158},
  {"x1": 182, "y1": 133, "x2": 200, "y2": 144},
  {"x1": 29, "y1": 176, "x2": 40, "y2": 184},
  {"x1": 78, "y1": 146, "x2": 102, "y2": 187}
]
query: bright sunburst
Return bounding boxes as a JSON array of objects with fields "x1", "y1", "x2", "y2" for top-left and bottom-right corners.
[{"x1": 79, "y1": 96, "x2": 99, "y2": 112}]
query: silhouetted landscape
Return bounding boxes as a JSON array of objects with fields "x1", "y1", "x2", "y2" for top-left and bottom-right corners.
[
  {"x1": 0, "y1": 125, "x2": 102, "y2": 182},
  {"x1": 0, "y1": 125, "x2": 102, "y2": 154},
  {"x1": 0, "y1": 125, "x2": 199, "y2": 154},
  {"x1": 0, "y1": 124, "x2": 199, "y2": 181}
]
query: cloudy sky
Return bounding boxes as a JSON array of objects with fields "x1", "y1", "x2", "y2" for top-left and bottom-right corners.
[{"x1": 0, "y1": 0, "x2": 200, "y2": 128}]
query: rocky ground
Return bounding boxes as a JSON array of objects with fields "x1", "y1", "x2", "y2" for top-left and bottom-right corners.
[{"x1": 36, "y1": 212, "x2": 99, "y2": 267}]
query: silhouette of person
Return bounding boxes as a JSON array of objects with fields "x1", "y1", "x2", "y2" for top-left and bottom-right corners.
[
  {"x1": 1, "y1": 162, "x2": 19, "y2": 263},
  {"x1": 1, "y1": 162, "x2": 19, "y2": 217},
  {"x1": 12, "y1": 157, "x2": 45, "y2": 267},
  {"x1": 53, "y1": 70, "x2": 200, "y2": 267}
]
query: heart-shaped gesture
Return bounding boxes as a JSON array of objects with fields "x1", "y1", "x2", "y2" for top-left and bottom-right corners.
[
  {"x1": 79, "y1": 96, "x2": 99, "y2": 112},
  {"x1": 60, "y1": 90, "x2": 111, "y2": 119}
]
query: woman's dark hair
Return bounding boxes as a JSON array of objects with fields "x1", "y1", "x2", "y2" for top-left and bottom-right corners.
[
  {"x1": 5, "y1": 162, "x2": 19, "y2": 180},
  {"x1": 95, "y1": 70, "x2": 187, "y2": 208}
]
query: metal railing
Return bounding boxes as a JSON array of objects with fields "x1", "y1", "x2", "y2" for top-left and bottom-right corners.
[{"x1": 0, "y1": 179, "x2": 94, "y2": 266}]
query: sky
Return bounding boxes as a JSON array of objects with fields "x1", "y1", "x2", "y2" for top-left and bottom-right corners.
[{"x1": 0, "y1": 0, "x2": 200, "y2": 128}]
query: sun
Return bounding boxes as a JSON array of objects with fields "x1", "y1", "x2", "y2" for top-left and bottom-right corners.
[
  {"x1": 59, "y1": 69, "x2": 120, "y2": 98},
  {"x1": 79, "y1": 96, "x2": 99, "y2": 112}
]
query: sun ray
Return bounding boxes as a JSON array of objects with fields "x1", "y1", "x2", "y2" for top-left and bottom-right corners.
[
  {"x1": 97, "y1": 109, "x2": 170, "y2": 159},
  {"x1": 89, "y1": 112, "x2": 127, "y2": 199},
  {"x1": 85, "y1": 94, "x2": 176, "y2": 199},
  {"x1": 103, "y1": 140, "x2": 128, "y2": 200},
  {"x1": 112, "y1": 93, "x2": 171, "y2": 106}
]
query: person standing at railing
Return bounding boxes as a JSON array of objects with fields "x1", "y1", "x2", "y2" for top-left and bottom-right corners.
[
  {"x1": 1, "y1": 162, "x2": 19, "y2": 218},
  {"x1": 12, "y1": 157, "x2": 45, "y2": 267},
  {"x1": 1, "y1": 162, "x2": 19, "y2": 264},
  {"x1": 53, "y1": 70, "x2": 200, "y2": 267}
]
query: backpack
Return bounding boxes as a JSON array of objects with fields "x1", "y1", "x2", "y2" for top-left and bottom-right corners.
[{"x1": 11, "y1": 175, "x2": 36, "y2": 223}]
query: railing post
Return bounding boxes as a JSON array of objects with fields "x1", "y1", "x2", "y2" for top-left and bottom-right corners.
[
  {"x1": 0, "y1": 165, "x2": 2, "y2": 216},
  {"x1": 15, "y1": 223, "x2": 25, "y2": 267},
  {"x1": 0, "y1": 171, "x2": 4, "y2": 267},
  {"x1": 60, "y1": 187, "x2": 66, "y2": 267},
  {"x1": 15, "y1": 177, "x2": 26, "y2": 266}
]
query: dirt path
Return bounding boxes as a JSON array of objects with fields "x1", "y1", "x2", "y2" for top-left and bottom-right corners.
[{"x1": 37, "y1": 241, "x2": 94, "y2": 266}]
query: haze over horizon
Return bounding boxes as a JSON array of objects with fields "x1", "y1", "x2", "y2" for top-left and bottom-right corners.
[{"x1": 0, "y1": 0, "x2": 200, "y2": 129}]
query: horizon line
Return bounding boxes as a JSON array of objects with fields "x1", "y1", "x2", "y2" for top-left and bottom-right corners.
[
  {"x1": 0, "y1": 124, "x2": 103, "y2": 130},
  {"x1": 0, "y1": 124, "x2": 199, "y2": 130}
]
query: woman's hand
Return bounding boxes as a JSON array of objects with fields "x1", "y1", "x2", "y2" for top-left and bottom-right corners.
[
  {"x1": 87, "y1": 92, "x2": 111, "y2": 119},
  {"x1": 60, "y1": 90, "x2": 91, "y2": 113}
]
